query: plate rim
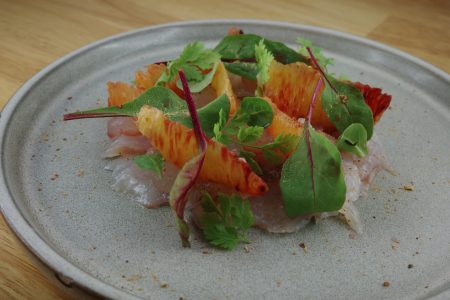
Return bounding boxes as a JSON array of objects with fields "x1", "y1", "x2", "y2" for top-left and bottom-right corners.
[{"x1": 0, "y1": 19, "x2": 449, "y2": 299}]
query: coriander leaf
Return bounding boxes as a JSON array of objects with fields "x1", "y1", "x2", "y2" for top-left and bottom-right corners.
[
  {"x1": 200, "y1": 192, "x2": 254, "y2": 250},
  {"x1": 215, "y1": 34, "x2": 307, "y2": 64},
  {"x1": 280, "y1": 126, "x2": 346, "y2": 216},
  {"x1": 213, "y1": 96, "x2": 273, "y2": 146},
  {"x1": 176, "y1": 62, "x2": 219, "y2": 93},
  {"x1": 203, "y1": 225, "x2": 241, "y2": 250},
  {"x1": 133, "y1": 153, "x2": 164, "y2": 176},
  {"x1": 223, "y1": 62, "x2": 258, "y2": 80},
  {"x1": 237, "y1": 126, "x2": 264, "y2": 143},
  {"x1": 336, "y1": 123, "x2": 368, "y2": 158},
  {"x1": 297, "y1": 37, "x2": 334, "y2": 69},
  {"x1": 255, "y1": 39, "x2": 274, "y2": 93},
  {"x1": 157, "y1": 41, "x2": 220, "y2": 93},
  {"x1": 239, "y1": 150, "x2": 263, "y2": 176}
]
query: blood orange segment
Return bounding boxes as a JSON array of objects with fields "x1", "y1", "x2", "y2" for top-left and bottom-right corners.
[
  {"x1": 136, "y1": 106, "x2": 268, "y2": 196},
  {"x1": 353, "y1": 82, "x2": 392, "y2": 123},
  {"x1": 211, "y1": 62, "x2": 238, "y2": 115},
  {"x1": 263, "y1": 61, "x2": 334, "y2": 131},
  {"x1": 107, "y1": 81, "x2": 142, "y2": 107},
  {"x1": 265, "y1": 97, "x2": 303, "y2": 138},
  {"x1": 135, "y1": 63, "x2": 166, "y2": 90}
]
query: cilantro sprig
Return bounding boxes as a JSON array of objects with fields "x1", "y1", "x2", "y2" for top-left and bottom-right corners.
[
  {"x1": 213, "y1": 97, "x2": 297, "y2": 171},
  {"x1": 213, "y1": 96, "x2": 273, "y2": 146},
  {"x1": 156, "y1": 42, "x2": 221, "y2": 93},
  {"x1": 200, "y1": 192, "x2": 254, "y2": 250}
]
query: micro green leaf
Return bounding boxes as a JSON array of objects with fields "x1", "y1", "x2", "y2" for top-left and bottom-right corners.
[
  {"x1": 175, "y1": 62, "x2": 219, "y2": 93},
  {"x1": 64, "y1": 86, "x2": 230, "y2": 139},
  {"x1": 255, "y1": 39, "x2": 274, "y2": 95},
  {"x1": 157, "y1": 41, "x2": 221, "y2": 93},
  {"x1": 133, "y1": 153, "x2": 164, "y2": 177},
  {"x1": 239, "y1": 97, "x2": 273, "y2": 128},
  {"x1": 213, "y1": 96, "x2": 273, "y2": 146},
  {"x1": 297, "y1": 37, "x2": 334, "y2": 70},
  {"x1": 200, "y1": 192, "x2": 254, "y2": 250},
  {"x1": 223, "y1": 61, "x2": 258, "y2": 80},
  {"x1": 237, "y1": 126, "x2": 264, "y2": 143},
  {"x1": 320, "y1": 78, "x2": 374, "y2": 139},
  {"x1": 215, "y1": 34, "x2": 308, "y2": 65},
  {"x1": 168, "y1": 70, "x2": 208, "y2": 248},
  {"x1": 336, "y1": 123, "x2": 368, "y2": 158},
  {"x1": 239, "y1": 150, "x2": 263, "y2": 176},
  {"x1": 280, "y1": 78, "x2": 346, "y2": 216},
  {"x1": 63, "y1": 86, "x2": 187, "y2": 120},
  {"x1": 280, "y1": 126, "x2": 347, "y2": 216},
  {"x1": 306, "y1": 47, "x2": 374, "y2": 139}
]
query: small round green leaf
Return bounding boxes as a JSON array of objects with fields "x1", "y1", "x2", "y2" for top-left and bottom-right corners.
[{"x1": 336, "y1": 123, "x2": 368, "y2": 158}]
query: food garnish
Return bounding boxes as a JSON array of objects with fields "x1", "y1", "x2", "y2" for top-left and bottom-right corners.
[
  {"x1": 199, "y1": 192, "x2": 254, "y2": 250},
  {"x1": 64, "y1": 30, "x2": 392, "y2": 250}
]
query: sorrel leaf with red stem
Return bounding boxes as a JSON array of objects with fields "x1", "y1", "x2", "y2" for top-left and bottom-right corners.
[
  {"x1": 63, "y1": 86, "x2": 230, "y2": 139},
  {"x1": 280, "y1": 78, "x2": 346, "y2": 216},
  {"x1": 306, "y1": 47, "x2": 374, "y2": 139},
  {"x1": 168, "y1": 70, "x2": 208, "y2": 247}
]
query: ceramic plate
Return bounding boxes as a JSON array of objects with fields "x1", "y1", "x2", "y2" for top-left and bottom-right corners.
[{"x1": 1, "y1": 20, "x2": 449, "y2": 300}]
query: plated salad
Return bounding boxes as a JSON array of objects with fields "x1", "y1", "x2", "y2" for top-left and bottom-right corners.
[{"x1": 65, "y1": 28, "x2": 392, "y2": 250}]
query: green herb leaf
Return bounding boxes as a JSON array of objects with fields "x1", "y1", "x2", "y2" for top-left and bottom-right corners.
[
  {"x1": 175, "y1": 62, "x2": 219, "y2": 93},
  {"x1": 168, "y1": 70, "x2": 208, "y2": 248},
  {"x1": 65, "y1": 86, "x2": 230, "y2": 139},
  {"x1": 280, "y1": 78, "x2": 346, "y2": 216},
  {"x1": 200, "y1": 192, "x2": 254, "y2": 250},
  {"x1": 255, "y1": 39, "x2": 274, "y2": 93},
  {"x1": 280, "y1": 126, "x2": 346, "y2": 216},
  {"x1": 239, "y1": 97, "x2": 273, "y2": 127},
  {"x1": 321, "y1": 78, "x2": 374, "y2": 139},
  {"x1": 64, "y1": 86, "x2": 187, "y2": 120},
  {"x1": 259, "y1": 133, "x2": 298, "y2": 165},
  {"x1": 223, "y1": 62, "x2": 258, "y2": 80},
  {"x1": 157, "y1": 41, "x2": 221, "y2": 93},
  {"x1": 215, "y1": 34, "x2": 307, "y2": 64},
  {"x1": 213, "y1": 97, "x2": 297, "y2": 167},
  {"x1": 239, "y1": 150, "x2": 263, "y2": 176},
  {"x1": 133, "y1": 153, "x2": 164, "y2": 177},
  {"x1": 304, "y1": 47, "x2": 374, "y2": 140},
  {"x1": 213, "y1": 96, "x2": 273, "y2": 146},
  {"x1": 297, "y1": 37, "x2": 334, "y2": 69},
  {"x1": 237, "y1": 126, "x2": 264, "y2": 143},
  {"x1": 173, "y1": 93, "x2": 231, "y2": 138},
  {"x1": 336, "y1": 123, "x2": 368, "y2": 158}
]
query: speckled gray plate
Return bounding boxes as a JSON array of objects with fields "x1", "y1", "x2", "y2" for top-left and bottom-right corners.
[{"x1": 1, "y1": 20, "x2": 450, "y2": 300}]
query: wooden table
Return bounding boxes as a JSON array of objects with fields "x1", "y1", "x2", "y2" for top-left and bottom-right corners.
[{"x1": 0, "y1": 0, "x2": 449, "y2": 298}]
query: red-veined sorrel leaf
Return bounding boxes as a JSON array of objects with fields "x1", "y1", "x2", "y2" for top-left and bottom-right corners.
[
  {"x1": 306, "y1": 47, "x2": 374, "y2": 139},
  {"x1": 280, "y1": 77, "x2": 346, "y2": 216},
  {"x1": 168, "y1": 69, "x2": 208, "y2": 247}
]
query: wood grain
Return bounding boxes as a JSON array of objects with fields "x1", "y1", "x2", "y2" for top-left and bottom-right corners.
[{"x1": 0, "y1": 0, "x2": 448, "y2": 298}]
